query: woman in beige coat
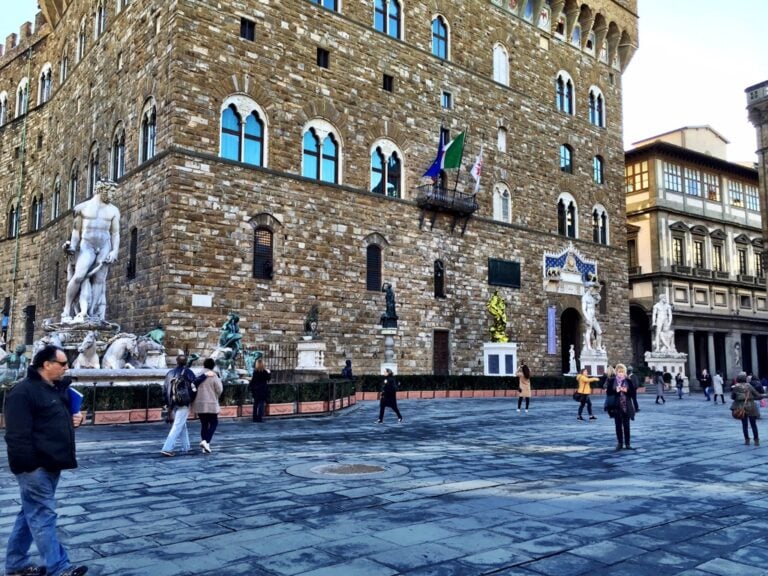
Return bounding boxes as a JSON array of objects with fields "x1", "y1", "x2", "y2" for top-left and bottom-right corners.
[
  {"x1": 192, "y1": 358, "x2": 223, "y2": 454},
  {"x1": 517, "y1": 364, "x2": 532, "y2": 413}
]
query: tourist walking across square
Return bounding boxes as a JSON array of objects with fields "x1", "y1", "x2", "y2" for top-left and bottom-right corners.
[
  {"x1": 730, "y1": 372, "x2": 766, "y2": 445},
  {"x1": 575, "y1": 368, "x2": 599, "y2": 421},
  {"x1": 161, "y1": 355, "x2": 196, "y2": 456},
  {"x1": 4, "y1": 345, "x2": 89, "y2": 576},
  {"x1": 517, "y1": 364, "x2": 532, "y2": 413},
  {"x1": 377, "y1": 368, "x2": 403, "y2": 423},
  {"x1": 675, "y1": 372, "x2": 685, "y2": 399},
  {"x1": 700, "y1": 368, "x2": 713, "y2": 401},
  {"x1": 712, "y1": 371, "x2": 725, "y2": 404},
  {"x1": 191, "y1": 358, "x2": 222, "y2": 454}
]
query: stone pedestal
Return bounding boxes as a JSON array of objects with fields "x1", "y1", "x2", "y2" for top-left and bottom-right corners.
[
  {"x1": 296, "y1": 339, "x2": 326, "y2": 371},
  {"x1": 644, "y1": 351, "x2": 689, "y2": 393},
  {"x1": 380, "y1": 328, "x2": 398, "y2": 375},
  {"x1": 483, "y1": 342, "x2": 518, "y2": 376},
  {"x1": 579, "y1": 349, "x2": 608, "y2": 376}
]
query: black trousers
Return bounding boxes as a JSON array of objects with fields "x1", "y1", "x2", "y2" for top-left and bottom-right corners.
[
  {"x1": 614, "y1": 412, "x2": 631, "y2": 446},
  {"x1": 742, "y1": 416, "x2": 759, "y2": 440},
  {"x1": 578, "y1": 395, "x2": 592, "y2": 416},
  {"x1": 518, "y1": 396, "x2": 530, "y2": 410},
  {"x1": 379, "y1": 400, "x2": 402, "y2": 421},
  {"x1": 198, "y1": 413, "x2": 218, "y2": 443}
]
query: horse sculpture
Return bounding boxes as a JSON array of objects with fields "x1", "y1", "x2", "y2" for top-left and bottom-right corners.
[
  {"x1": 73, "y1": 331, "x2": 100, "y2": 369},
  {"x1": 32, "y1": 332, "x2": 64, "y2": 359},
  {"x1": 102, "y1": 333, "x2": 165, "y2": 369}
]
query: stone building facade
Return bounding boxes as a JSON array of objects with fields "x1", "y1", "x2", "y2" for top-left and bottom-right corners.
[
  {"x1": 626, "y1": 127, "x2": 768, "y2": 380},
  {"x1": 0, "y1": 0, "x2": 637, "y2": 375}
]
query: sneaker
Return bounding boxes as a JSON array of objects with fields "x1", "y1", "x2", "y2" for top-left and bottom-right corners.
[
  {"x1": 59, "y1": 567, "x2": 88, "y2": 576},
  {"x1": 589, "y1": 416, "x2": 597, "y2": 420},
  {"x1": 397, "y1": 418, "x2": 403, "y2": 423},
  {"x1": 7, "y1": 566, "x2": 46, "y2": 576},
  {"x1": 160, "y1": 450, "x2": 175, "y2": 457},
  {"x1": 201, "y1": 441, "x2": 212, "y2": 454},
  {"x1": 516, "y1": 408, "x2": 520, "y2": 412},
  {"x1": 525, "y1": 409, "x2": 528, "y2": 413},
  {"x1": 199, "y1": 440, "x2": 206, "y2": 447},
  {"x1": 577, "y1": 416, "x2": 585, "y2": 421},
  {"x1": 375, "y1": 420, "x2": 383, "y2": 424}
]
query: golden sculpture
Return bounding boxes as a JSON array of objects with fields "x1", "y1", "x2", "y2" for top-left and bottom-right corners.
[{"x1": 486, "y1": 289, "x2": 509, "y2": 343}]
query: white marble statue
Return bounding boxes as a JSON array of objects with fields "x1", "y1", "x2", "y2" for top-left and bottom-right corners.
[
  {"x1": 62, "y1": 180, "x2": 121, "y2": 323},
  {"x1": 568, "y1": 344, "x2": 577, "y2": 374},
  {"x1": 73, "y1": 331, "x2": 100, "y2": 369},
  {"x1": 651, "y1": 294, "x2": 675, "y2": 352},
  {"x1": 581, "y1": 283, "x2": 604, "y2": 352}
]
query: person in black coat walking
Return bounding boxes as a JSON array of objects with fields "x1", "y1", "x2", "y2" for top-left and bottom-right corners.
[
  {"x1": 377, "y1": 368, "x2": 403, "y2": 423},
  {"x1": 249, "y1": 358, "x2": 271, "y2": 422}
]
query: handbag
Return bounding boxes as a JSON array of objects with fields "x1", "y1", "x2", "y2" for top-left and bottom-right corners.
[
  {"x1": 732, "y1": 387, "x2": 751, "y2": 419},
  {"x1": 603, "y1": 394, "x2": 617, "y2": 412},
  {"x1": 761, "y1": 399, "x2": 767, "y2": 408},
  {"x1": 572, "y1": 392, "x2": 583, "y2": 402}
]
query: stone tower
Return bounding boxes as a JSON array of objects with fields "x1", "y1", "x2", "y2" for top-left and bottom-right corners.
[{"x1": 746, "y1": 80, "x2": 768, "y2": 288}]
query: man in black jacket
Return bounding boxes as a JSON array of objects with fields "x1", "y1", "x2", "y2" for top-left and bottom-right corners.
[{"x1": 4, "y1": 345, "x2": 88, "y2": 576}]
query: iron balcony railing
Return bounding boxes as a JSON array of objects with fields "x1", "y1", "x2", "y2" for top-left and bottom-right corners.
[{"x1": 415, "y1": 184, "x2": 479, "y2": 216}]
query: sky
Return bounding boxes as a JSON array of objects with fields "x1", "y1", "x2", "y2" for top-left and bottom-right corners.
[{"x1": 2, "y1": 1, "x2": 766, "y2": 163}]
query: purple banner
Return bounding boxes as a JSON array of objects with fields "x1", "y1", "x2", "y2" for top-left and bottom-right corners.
[{"x1": 547, "y1": 306, "x2": 556, "y2": 355}]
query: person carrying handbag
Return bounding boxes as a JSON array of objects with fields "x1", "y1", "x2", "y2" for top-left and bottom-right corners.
[{"x1": 731, "y1": 371, "x2": 766, "y2": 446}]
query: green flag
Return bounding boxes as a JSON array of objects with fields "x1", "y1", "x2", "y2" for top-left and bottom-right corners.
[{"x1": 442, "y1": 131, "x2": 465, "y2": 170}]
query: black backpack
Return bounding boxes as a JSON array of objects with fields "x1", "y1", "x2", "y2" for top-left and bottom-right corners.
[{"x1": 171, "y1": 372, "x2": 197, "y2": 407}]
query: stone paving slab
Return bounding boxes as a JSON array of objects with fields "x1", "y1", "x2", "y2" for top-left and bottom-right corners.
[{"x1": 2, "y1": 395, "x2": 768, "y2": 575}]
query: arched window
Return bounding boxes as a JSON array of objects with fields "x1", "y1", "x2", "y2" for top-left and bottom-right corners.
[
  {"x1": 127, "y1": 227, "x2": 138, "y2": 279},
  {"x1": 370, "y1": 140, "x2": 403, "y2": 198},
  {"x1": 77, "y1": 18, "x2": 87, "y2": 62},
  {"x1": 302, "y1": 121, "x2": 341, "y2": 183},
  {"x1": 95, "y1": 0, "x2": 107, "y2": 37},
  {"x1": 571, "y1": 23, "x2": 581, "y2": 47},
  {"x1": 111, "y1": 124, "x2": 126, "y2": 180},
  {"x1": 16, "y1": 78, "x2": 29, "y2": 117},
  {"x1": 497, "y1": 127, "x2": 507, "y2": 153},
  {"x1": 60, "y1": 48, "x2": 69, "y2": 83},
  {"x1": 523, "y1": 0, "x2": 534, "y2": 21},
  {"x1": 388, "y1": 0, "x2": 401, "y2": 39},
  {"x1": 253, "y1": 227, "x2": 274, "y2": 280},
  {"x1": 69, "y1": 162, "x2": 79, "y2": 208},
  {"x1": 366, "y1": 244, "x2": 382, "y2": 291},
  {"x1": 434, "y1": 259, "x2": 446, "y2": 298},
  {"x1": 140, "y1": 99, "x2": 156, "y2": 162},
  {"x1": 492, "y1": 43, "x2": 509, "y2": 86},
  {"x1": 38, "y1": 65, "x2": 53, "y2": 104},
  {"x1": 432, "y1": 16, "x2": 448, "y2": 60},
  {"x1": 30, "y1": 196, "x2": 44, "y2": 231},
  {"x1": 593, "y1": 156, "x2": 604, "y2": 184},
  {"x1": 555, "y1": 71, "x2": 574, "y2": 115},
  {"x1": 374, "y1": 0, "x2": 401, "y2": 39},
  {"x1": 52, "y1": 176, "x2": 61, "y2": 219},
  {"x1": 0, "y1": 92, "x2": 7, "y2": 126},
  {"x1": 592, "y1": 205, "x2": 608, "y2": 245},
  {"x1": 219, "y1": 96, "x2": 268, "y2": 167},
  {"x1": 7, "y1": 204, "x2": 20, "y2": 238},
  {"x1": 588, "y1": 87, "x2": 605, "y2": 127},
  {"x1": 557, "y1": 194, "x2": 577, "y2": 238},
  {"x1": 88, "y1": 144, "x2": 100, "y2": 196},
  {"x1": 493, "y1": 183, "x2": 512, "y2": 223},
  {"x1": 559, "y1": 144, "x2": 573, "y2": 174}
]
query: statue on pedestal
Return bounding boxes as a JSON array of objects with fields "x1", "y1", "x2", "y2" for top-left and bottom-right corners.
[
  {"x1": 218, "y1": 312, "x2": 242, "y2": 360},
  {"x1": 304, "y1": 304, "x2": 319, "y2": 340},
  {"x1": 486, "y1": 290, "x2": 509, "y2": 343},
  {"x1": 61, "y1": 180, "x2": 121, "y2": 323},
  {"x1": 581, "y1": 282, "x2": 604, "y2": 352},
  {"x1": 568, "y1": 344, "x2": 577, "y2": 374},
  {"x1": 380, "y1": 283, "x2": 398, "y2": 328},
  {"x1": 651, "y1": 294, "x2": 675, "y2": 353}
]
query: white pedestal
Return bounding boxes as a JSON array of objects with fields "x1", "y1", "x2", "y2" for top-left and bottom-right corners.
[
  {"x1": 644, "y1": 351, "x2": 689, "y2": 393},
  {"x1": 296, "y1": 340, "x2": 326, "y2": 370},
  {"x1": 380, "y1": 328, "x2": 398, "y2": 375},
  {"x1": 483, "y1": 342, "x2": 518, "y2": 376},
  {"x1": 579, "y1": 350, "x2": 608, "y2": 377}
]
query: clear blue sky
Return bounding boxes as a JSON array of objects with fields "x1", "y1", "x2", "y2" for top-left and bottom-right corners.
[{"x1": 3, "y1": 1, "x2": 767, "y2": 162}]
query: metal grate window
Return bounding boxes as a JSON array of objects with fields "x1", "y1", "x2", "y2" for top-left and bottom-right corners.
[
  {"x1": 253, "y1": 228, "x2": 273, "y2": 280},
  {"x1": 488, "y1": 258, "x2": 520, "y2": 289},
  {"x1": 366, "y1": 245, "x2": 381, "y2": 291}
]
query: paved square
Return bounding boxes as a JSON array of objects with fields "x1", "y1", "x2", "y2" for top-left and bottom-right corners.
[{"x1": 2, "y1": 394, "x2": 768, "y2": 575}]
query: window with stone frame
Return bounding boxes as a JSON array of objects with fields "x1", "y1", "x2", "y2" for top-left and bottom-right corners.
[
  {"x1": 15, "y1": 78, "x2": 29, "y2": 117},
  {"x1": 374, "y1": 0, "x2": 401, "y2": 39},
  {"x1": 52, "y1": 176, "x2": 61, "y2": 219},
  {"x1": 7, "y1": 204, "x2": 19, "y2": 238},
  {"x1": 497, "y1": 127, "x2": 507, "y2": 153},
  {"x1": 745, "y1": 184, "x2": 759, "y2": 211},
  {"x1": 309, "y1": 0, "x2": 338, "y2": 11},
  {"x1": 220, "y1": 99, "x2": 266, "y2": 167},
  {"x1": 111, "y1": 125, "x2": 126, "y2": 180},
  {"x1": 140, "y1": 99, "x2": 157, "y2": 163},
  {"x1": 624, "y1": 160, "x2": 648, "y2": 193},
  {"x1": 684, "y1": 167, "x2": 701, "y2": 197},
  {"x1": 60, "y1": 49, "x2": 69, "y2": 84},
  {"x1": 555, "y1": 71, "x2": 574, "y2": 115},
  {"x1": 38, "y1": 65, "x2": 53, "y2": 105},
  {"x1": 68, "y1": 162, "x2": 79, "y2": 208},
  {"x1": 432, "y1": 15, "x2": 449, "y2": 60},
  {"x1": 737, "y1": 248, "x2": 748, "y2": 275},
  {"x1": 592, "y1": 155, "x2": 604, "y2": 184},
  {"x1": 493, "y1": 183, "x2": 512, "y2": 224},
  {"x1": 627, "y1": 239, "x2": 638, "y2": 270},
  {"x1": 755, "y1": 251, "x2": 765, "y2": 277},
  {"x1": 302, "y1": 122, "x2": 340, "y2": 184},
  {"x1": 30, "y1": 195, "x2": 44, "y2": 231},
  {"x1": 692, "y1": 239, "x2": 704, "y2": 269},
  {"x1": 591, "y1": 205, "x2": 608, "y2": 245},
  {"x1": 728, "y1": 180, "x2": 744, "y2": 207},
  {"x1": 87, "y1": 144, "x2": 100, "y2": 196},
  {"x1": 127, "y1": 227, "x2": 138, "y2": 280},
  {"x1": 672, "y1": 236, "x2": 685, "y2": 266},
  {"x1": 492, "y1": 43, "x2": 509, "y2": 86},
  {"x1": 95, "y1": 0, "x2": 107, "y2": 38},
  {"x1": 366, "y1": 244, "x2": 382, "y2": 291},
  {"x1": 662, "y1": 162, "x2": 682, "y2": 193},
  {"x1": 703, "y1": 172, "x2": 720, "y2": 201},
  {"x1": 559, "y1": 144, "x2": 573, "y2": 174},
  {"x1": 434, "y1": 259, "x2": 446, "y2": 299},
  {"x1": 253, "y1": 227, "x2": 274, "y2": 280},
  {"x1": 370, "y1": 141, "x2": 402, "y2": 198},
  {"x1": 240, "y1": 17, "x2": 256, "y2": 41},
  {"x1": 0, "y1": 92, "x2": 7, "y2": 126},
  {"x1": 77, "y1": 18, "x2": 87, "y2": 62},
  {"x1": 588, "y1": 87, "x2": 604, "y2": 127},
  {"x1": 712, "y1": 243, "x2": 724, "y2": 272},
  {"x1": 557, "y1": 195, "x2": 577, "y2": 238}
]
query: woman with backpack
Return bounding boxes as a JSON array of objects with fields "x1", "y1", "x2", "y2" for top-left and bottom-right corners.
[
  {"x1": 161, "y1": 355, "x2": 197, "y2": 457},
  {"x1": 191, "y1": 358, "x2": 222, "y2": 454},
  {"x1": 377, "y1": 368, "x2": 403, "y2": 424}
]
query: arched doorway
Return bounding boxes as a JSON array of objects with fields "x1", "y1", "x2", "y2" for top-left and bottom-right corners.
[
  {"x1": 560, "y1": 307, "x2": 581, "y2": 373},
  {"x1": 629, "y1": 305, "x2": 650, "y2": 369}
]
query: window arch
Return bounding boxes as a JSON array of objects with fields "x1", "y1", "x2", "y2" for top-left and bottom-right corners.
[
  {"x1": 95, "y1": 0, "x2": 107, "y2": 38},
  {"x1": 77, "y1": 18, "x2": 87, "y2": 62},
  {"x1": 592, "y1": 155, "x2": 604, "y2": 184},
  {"x1": 571, "y1": 23, "x2": 581, "y2": 47},
  {"x1": 434, "y1": 259, "x2": 446, "y2": 298},
  {"x1": 557, "y1": 193, "x2": 577, "y2": 238},
  {"x1": 52, "y1": 175, "x2": 61, "y2": 219},
  {"x1": 88, "y1": 143, "x2": 100, "y2": 196},
  {"x1": 111, "y1": 123, "x2": 126, "y2": 180},
  {"x1": 16, "y1": 78, "x2": 29, "y2": 118},
  {"x1": 431, "y1": 15, "x2": 449, "y2": 60},
  {"x1": 555, "y1": 71, "x2": 574, "y2": 115},
  {"x1": 366, "y1": 244, "x2": 382, "y2": 291},
  {"x1": 493, "y1": 183, "x2": 512, "y2": 223},
  {"x1": 588, "y1": 86, "x2": 605, "y2": 127},
  {"x1": 374, "y1": 0, "x2": 401, "y2": 39},
  {"x1": 219, "y1": 96, "x2": 267, "y2": 167},
  {"x1": 140, "y1": 98, "x2": 157, "y2": 163},
  {"x1": 497, "y1": 126, "x2": 507, "y2": 153},
  {"x1": 492, "y1": 43, "x2": 509, "y2": 86},
  {"x1": 253, "y1": 227, "x2": 274, "y2": 280},
  {"x1": 7, "y1": 204, "x2": 20, "y2": 238},
  {"x1": 302, "y1": 120, "x2": 341, "y2": 184},
  {"x1": 370, "y1": 139, "x2": 403, "y2": 198},
  {"x1": 38, "y1": 64, "x2": 53, "y2": 105},
  {"x1": 559, "y1": 144, "x2": 573, "y2": 174},
  {"x1": 68, "y1": 161, "x2": 79, "y2": 209},
  {"x1": 592, "y1": 204, "x2": 608, "y2": 245},
  {"x1": 60, "y1": 47, "x2": 69, "y2": 83},
  {"x1": 0, "y1": 92, "x2": 7, "y2": 126},
  {"x1": 30, "y1": 195, "x2": 44, "y2": 231}
]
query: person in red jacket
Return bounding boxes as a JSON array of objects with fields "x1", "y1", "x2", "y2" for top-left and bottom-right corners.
[{"x1": 4, "y1": 345, "x2": 88, "y2": 576}]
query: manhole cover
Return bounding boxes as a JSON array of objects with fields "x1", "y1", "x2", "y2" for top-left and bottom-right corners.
[{"x1": 286, "y1": 461, "x2": 409, "y2": 480}]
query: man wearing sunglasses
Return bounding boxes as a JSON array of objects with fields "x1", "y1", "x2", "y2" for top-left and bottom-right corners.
[{"x1": 4, "y1": 345, "x2": 88, "y2": 576}]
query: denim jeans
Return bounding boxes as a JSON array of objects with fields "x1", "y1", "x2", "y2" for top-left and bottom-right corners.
[
  {"x1": 5, "y1": 468, "x2": 70, "y2": 576},
  {"x1": 198, "y1": 413, "x2": 218, "y2": 443},
  {"x1": 162, "y1": 406, "x2": 190, "y2": 452},
  {"x1": 253, "y1": 401, "x2": 266, "y2": 422}
]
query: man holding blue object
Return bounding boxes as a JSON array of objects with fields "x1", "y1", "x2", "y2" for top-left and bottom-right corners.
[{"x1": 4, "y1": 345, "x2": 88, "y2": 576}]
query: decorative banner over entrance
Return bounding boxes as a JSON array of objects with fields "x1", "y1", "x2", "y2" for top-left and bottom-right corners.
[{"x1": 547, "y1": 306, "x2": 556, "y2": 354}]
